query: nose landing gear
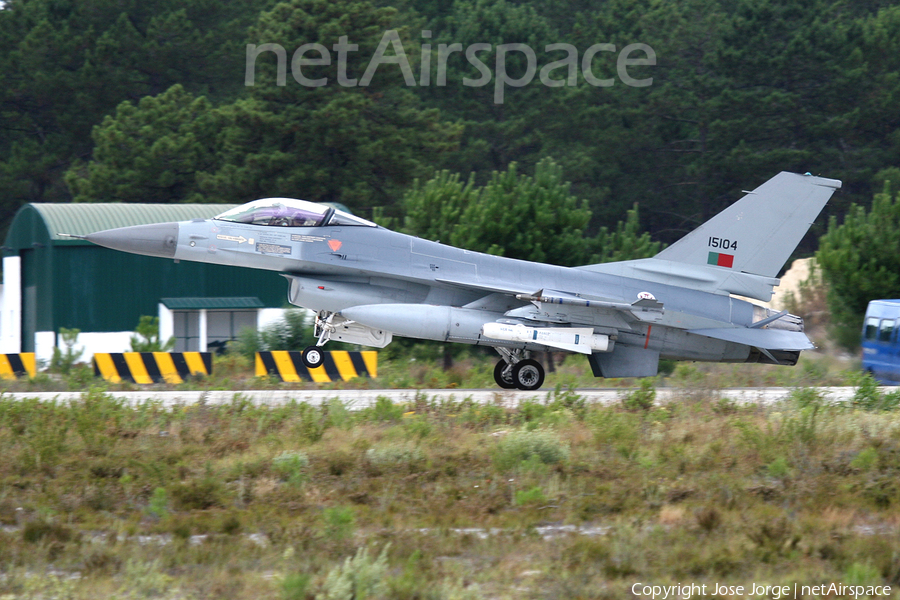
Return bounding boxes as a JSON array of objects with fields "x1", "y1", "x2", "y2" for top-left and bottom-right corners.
[
  {"x1": 301, "y1": 311, "x2": 344, "y2": 369},
  {"x1": 301, "y1": 345, "x2": 324, "y2": 369},
  {"x1": 493, "y1": 348, "x2": 545, "y2": 391}
]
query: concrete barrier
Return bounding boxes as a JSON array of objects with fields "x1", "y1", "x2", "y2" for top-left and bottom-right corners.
[
  {"x1": 255, "y1": 350, "x2": 377, "y2": 382},
  {"x1": 93, "y1": 352, "x2": 212, "y2": 384},
  {"x1": 0, "y1": 353, "x2": 36, "y2": 379}
]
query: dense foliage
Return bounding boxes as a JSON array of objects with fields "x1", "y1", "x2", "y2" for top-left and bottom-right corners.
[
  {"x1": 818, "y1": 176, "x2": 900, "y2": 348},
  {"x1": 8, "y1": 0, "x2": 900, "y2": 335},
  {"x1": 3, "y1": 0, "x2": 899, "y2": 248}
]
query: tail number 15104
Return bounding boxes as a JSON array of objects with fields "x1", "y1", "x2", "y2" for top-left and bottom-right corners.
[{"x1": 708, "y1": 237, "x2": 737, "y2": 251}]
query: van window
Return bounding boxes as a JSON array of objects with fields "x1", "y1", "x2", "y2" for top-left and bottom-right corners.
[
  {"x1": 865, "y1": 317, "x2": 880, "y2": 340},
  {"x1": 879, "y1": 319, "x2": 896, "y2": 343}
]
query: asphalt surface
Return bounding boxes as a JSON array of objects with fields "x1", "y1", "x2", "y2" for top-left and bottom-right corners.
[{"x1": 0, "y1": 387, "x2": 860, "y2": 407}]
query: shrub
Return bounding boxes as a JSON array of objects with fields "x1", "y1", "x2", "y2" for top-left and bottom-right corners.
[
  {"x1": 845, "y1": 561, "x2": 882, "y2": 586},
  {"x1": 621, "y1": 378, "x2": 656, "y2": 411},
  {"x1": 119, "y1": 559, "x2": 173, "y2": 597},
  {"x1": 283, "y1": 573, "x2": 311, "y2": 600},
  {"x1": 788, "y1": 387, "x2": 825, "y2": 409},
  {"x1": 146, "y1": 487, "x2": 169, "y2": 519},
  {"x1": 850, "y1": 447, "x2": 879, "y2": 471},
  {"x1": 402, "y1": 415, "x2": 433, "y2": 439},
  {"x1": 818, "y1": 182, "x2": 900, "y2": 349},
  {"x1": 365, "y1": 443, "x2": 424, "y2": 468},
  {"x1": 589, "y1": 408, "x2": 641, "y2": 458},
  {"x1": 170, "y1": 477, "x2": 225, "y2": 510},
  {"x1": 514, "y1": 486, "x2": 546, "y2": 506},
  {"x1": 22, "y1": 519, "x2": 73, "y2": 544},
  {"x1": 129, "y1": 316, "x2": 175, "y2": 352},
  {"x1": 272, "y1": 450, "x2": 310, "y2": 486},
  {"x1": 50, "y1": 327, "x2": 83, "y2": 374},
  {"x1": 494, "y1": 428, "x2": 570, "y2": 471},
  {"x1": 767, "y1": 457, "x2": 790, "y2": 479},
  {"x1": 364, "y1": 396, "x2": 404, "y2": 423},
  {"x1": 847, "y1": 371, "x2": 900, "y2": 411},
  {"x1": 233, "y1": 308, "x2": 315, "y2": 358},
  {"x1": 323, "y1": 506, "x2": 356, "y2": 542},
  {"x1": 695, "y1": 506, "x2": 722, "y2": 532},
  {"x1": 317, "y1": 545, "x2": 389, "y2": 600},
  {"x1": 324, "y1": 398, "x2": 353, "y2": 429}
]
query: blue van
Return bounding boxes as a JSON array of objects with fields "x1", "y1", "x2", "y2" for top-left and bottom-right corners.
[{"x1": 862, "y1": 300, "x2": 900, "y2": 384}]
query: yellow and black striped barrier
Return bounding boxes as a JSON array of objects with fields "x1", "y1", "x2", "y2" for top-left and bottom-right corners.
[
  {"x1": 255, "y1": 351, "x2": 377, "y2": 382},
  {"x1": 93, "y1": 352, "x2": 212, "y2": 384},
  {"x1": 0, "y1": 353, "x2": 36, "y2": 380}
]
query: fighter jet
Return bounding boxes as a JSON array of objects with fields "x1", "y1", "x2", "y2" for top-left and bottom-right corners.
[{"x1": 83, "y1": 171, "x2": 841, "y2": 390}]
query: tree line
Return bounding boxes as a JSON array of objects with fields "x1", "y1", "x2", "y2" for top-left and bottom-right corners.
[{"x1": 2, "y1": 0, "x2": 899, "y2": 340}]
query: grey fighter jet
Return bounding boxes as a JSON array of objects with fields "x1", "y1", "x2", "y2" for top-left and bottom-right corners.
[{"x1": 83, "y1": 171, "x2": 841, "y2": 390}]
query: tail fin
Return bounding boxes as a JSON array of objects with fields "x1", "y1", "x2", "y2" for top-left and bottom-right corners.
[
  {"x1": 654, "y1": 172, "x2": 841, "y2": 278},
  {"x1": 580, "y1": 172, "x2": 841, "y2": 301}
]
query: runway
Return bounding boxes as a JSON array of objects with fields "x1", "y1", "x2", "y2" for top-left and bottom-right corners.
[{"x1": 0, "y1": 386, "x2": 860, "y2": 407}]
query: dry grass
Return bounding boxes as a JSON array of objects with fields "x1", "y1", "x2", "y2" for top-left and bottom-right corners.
[{"x1": 0, "y1": 382, "x2": 898, "y2": 597}]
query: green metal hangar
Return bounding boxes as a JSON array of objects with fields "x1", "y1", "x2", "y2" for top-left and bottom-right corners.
[{"x1": 1, "y1": 203, "x2": 290, "y2": 363}]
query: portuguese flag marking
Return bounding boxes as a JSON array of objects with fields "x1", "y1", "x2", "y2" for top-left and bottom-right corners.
[{"x1": 707, "y1": 252, "x2": 734, "y2": 268}]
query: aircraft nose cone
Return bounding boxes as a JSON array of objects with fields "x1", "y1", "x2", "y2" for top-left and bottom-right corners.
[{"x1": 86, "y1": 222, "x2": 179, "y2": 258}]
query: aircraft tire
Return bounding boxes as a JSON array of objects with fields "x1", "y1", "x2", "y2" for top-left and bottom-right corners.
[
  {"x1": 512, "y1": 359, "x2": 545, "y2": 391},
  {"x1": 493, "y1": 360, "x2": 517, "y2": 389},
  {"x1": 302, "y1": 346, "x2": 325, "y2": 369}
]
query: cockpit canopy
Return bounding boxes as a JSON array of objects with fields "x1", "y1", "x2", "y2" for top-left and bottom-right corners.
[{"x1": 214, "y1": 198, "x2": 376, "y2": 228}]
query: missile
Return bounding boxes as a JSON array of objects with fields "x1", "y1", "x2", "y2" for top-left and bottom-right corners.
[
  {"x1": 516, "y1": 293, "x2": 596, "y2": 307},
  {"x1": 515, "y1": 290, "x2": 664, "y2": 322},
  {"x1": 481, "y1": 322, "x2": 609, "y2": 354}
]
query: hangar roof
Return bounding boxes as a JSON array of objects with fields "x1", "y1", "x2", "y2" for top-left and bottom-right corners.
[
  {"x1": 25, "y1": 203, "x2": 238, "y2": 242},
  {"x1": 1, "y1": 202, "x2": 292, "y2": 344},
  {"x1": 160, "y1": 297, "x2": 265, "y2": 310},
  {"x1": 4, "y1": 201, "x2": 352, "y2": 250}
]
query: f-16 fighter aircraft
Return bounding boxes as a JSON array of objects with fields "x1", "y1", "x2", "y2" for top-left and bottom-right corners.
[{"x1": 84, "y1": 172, "x2": 840, "y2": 390}]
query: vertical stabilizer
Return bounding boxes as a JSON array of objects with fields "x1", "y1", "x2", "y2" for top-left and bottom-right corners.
[
  {"x1": 579, "y1": 172, "x2": 841, "y2": 301},
  {"x1": 654, "y1": 172, "x2": 841, "y2": 278}
]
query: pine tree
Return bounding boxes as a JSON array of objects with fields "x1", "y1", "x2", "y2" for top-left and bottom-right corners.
[{"x1": 818, "y1": 180, "x2": 900, "y2": 348}]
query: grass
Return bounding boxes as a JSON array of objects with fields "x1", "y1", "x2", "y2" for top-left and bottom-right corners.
[
  {"x1": 0, "y1": 376, "x2": 899, "y2": 598},
  {"x1": 0, "y1": 347, "x2": 858, "y2": 395}
]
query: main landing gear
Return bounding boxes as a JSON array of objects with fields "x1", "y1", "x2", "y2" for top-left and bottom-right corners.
[
  {"x1": 301, "y1": 311, "x2": 340, "y2": 369},
  {"x1": 493, "y1": 348, "x2": 545, "y2": 391}
]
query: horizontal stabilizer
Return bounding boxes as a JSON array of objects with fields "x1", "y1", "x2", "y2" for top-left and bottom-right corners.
[{"x1": 688, "y1": 328, "x2": 814, "y2": 351}]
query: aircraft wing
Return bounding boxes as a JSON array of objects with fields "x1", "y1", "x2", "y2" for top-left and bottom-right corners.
[
  {"x1": 434, "y1": 278, "x2": 533, "y2": 296},
  {"x1": 688, "y1": 327, "x2": 814, "y2": 351}
]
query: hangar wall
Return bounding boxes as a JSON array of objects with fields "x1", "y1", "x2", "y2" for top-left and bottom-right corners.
[{"x1": 1, "y1": 203, "x2": 293, "y2": 363}]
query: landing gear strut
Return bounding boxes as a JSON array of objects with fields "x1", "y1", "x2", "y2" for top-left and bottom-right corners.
[
  {"x1": 493, "y1": 348, "x2": 545, "y2": 391},
  {"x1": 302, "y1": 311, "x2": 343, "y2": 369}
]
